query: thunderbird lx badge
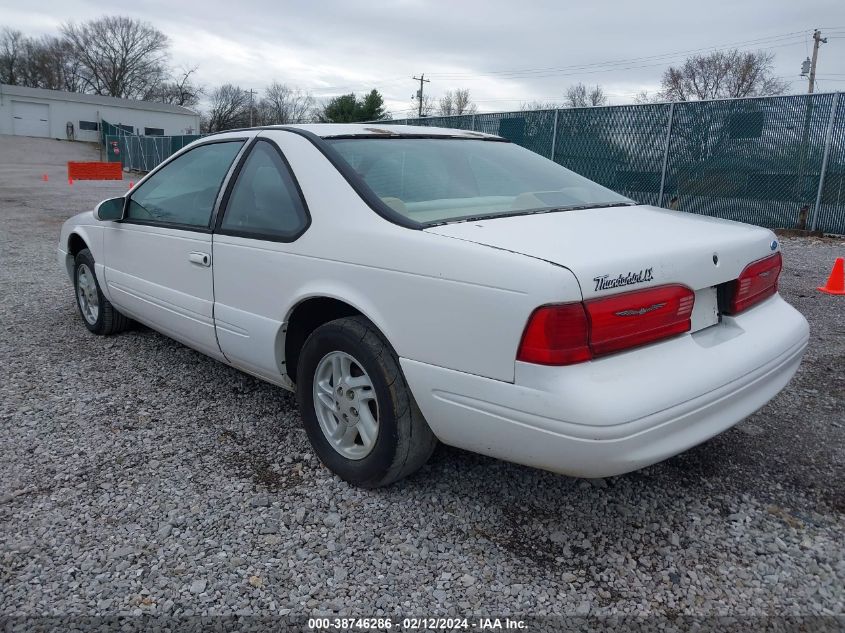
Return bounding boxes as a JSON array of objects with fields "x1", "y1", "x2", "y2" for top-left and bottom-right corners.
[
  {"x1": 593, "y1": 267, "x2": 654, "y2": 292},
  {"x1": 615, "y1": 302, "x2": 667, "y2": 316}
]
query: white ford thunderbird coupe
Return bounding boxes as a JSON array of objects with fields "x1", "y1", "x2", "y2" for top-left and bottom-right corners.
[{"x1": 58, "y1": 124, "x2": 809, "y2": 487}]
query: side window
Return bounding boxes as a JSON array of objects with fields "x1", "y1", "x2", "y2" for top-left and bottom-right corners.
[
  {"x1": 220, "y1": 140, "x2": 309, "y2": 240},
  {"x1": 127, "y1": 141, "x2": 243, "y2": 228}
]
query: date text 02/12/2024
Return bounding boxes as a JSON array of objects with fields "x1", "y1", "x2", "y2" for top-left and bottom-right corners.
[{"x1": 307, "y1": 616, "x2": 528, "y2": 630}]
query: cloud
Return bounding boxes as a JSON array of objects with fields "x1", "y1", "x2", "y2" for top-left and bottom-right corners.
[{"x1": 4, "y1": 0, "x2": 844, "y2": 117}]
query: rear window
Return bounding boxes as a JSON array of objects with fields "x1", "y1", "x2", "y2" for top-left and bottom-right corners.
[{"x1": 327, "y1": 138, "x2": 632, "y2": 225}]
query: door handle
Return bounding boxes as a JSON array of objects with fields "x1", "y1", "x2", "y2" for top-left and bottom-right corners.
[{"x1": 189, "y1": 251, "x2": 211, "y2": 267}]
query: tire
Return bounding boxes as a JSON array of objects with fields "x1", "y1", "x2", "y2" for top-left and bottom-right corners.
[
  {"x1": 73, "y1": 248, "x2": 131, "y2": 335},
  {"x1": 296, "y1": 316, "x2": 437, "y2": 488}
]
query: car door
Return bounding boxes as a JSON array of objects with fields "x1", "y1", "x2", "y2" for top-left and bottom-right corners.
[
  {"x1": 212, "y1": 136, "x2": 311, "y2": 383},
  {"x1": 102, "y1": 139, "x2": 247, "y2": 360}
]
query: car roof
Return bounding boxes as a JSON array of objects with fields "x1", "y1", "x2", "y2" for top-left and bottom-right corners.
[{"x1": 261, "y1": 123, "x2": 503, "y2": 140}]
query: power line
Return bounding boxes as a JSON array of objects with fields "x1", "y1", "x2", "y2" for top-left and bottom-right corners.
[
  {"x1": 351, "y1": 29, "x2": 840, "y2": 116},
  {"x1": 423, "y1": 41, "x2": 808, "y2": 86},
  {"x1": 425, "y1": 30, "x2": 811, "y2": 80}
]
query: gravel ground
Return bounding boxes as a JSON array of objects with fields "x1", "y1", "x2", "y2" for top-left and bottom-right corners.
[{"x1": 1, "y1": 136, "x2": 843, "y2": 623}]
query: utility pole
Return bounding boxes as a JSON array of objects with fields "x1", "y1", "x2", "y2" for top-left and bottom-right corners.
[
  {"x1": 412, "y1": 74, "x2": 430, "y2": 117},
  {"x1": 245, "y1": 88, "x2": 258, "y2": 126},
  {"x1": 796, "y1": 30, "x2": 827, "y2": 225},
  {"x1": 806, "y1": 29, "x2": 828, "y2": 93}
]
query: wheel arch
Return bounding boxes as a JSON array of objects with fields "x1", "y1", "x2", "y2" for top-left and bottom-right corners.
[
  {"x1": 67, "y1": 231, "x2": 89, "y2": 255},
  {"x1": 65, "y1": 231, "x2": 90, "y2": 279},
  {"x1": 282, "y1": 292, "x2": 395, "y2": 384},
  {"x1": 63, "y1": 222, "x2": 107, "y2": 295}
]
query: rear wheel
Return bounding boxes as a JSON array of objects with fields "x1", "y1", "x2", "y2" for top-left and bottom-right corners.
[
  {"x1": 73, "y1": 248, "x2": 130, "y2": 335},
  {"x1": 296, "y1": 316, "x2": 437, "y2": 488}
]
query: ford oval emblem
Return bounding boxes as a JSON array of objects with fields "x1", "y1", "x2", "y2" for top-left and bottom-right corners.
[{"x1": 770, "y1": 240, "x2": 778, "y2": 251}]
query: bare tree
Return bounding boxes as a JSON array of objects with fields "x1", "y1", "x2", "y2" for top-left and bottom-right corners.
[
  {"x1": 147, "y1": 66, "x2": 202, "y2": 107},
  {"x1": 61, "y1": 16, "x2": 169, "y2": 99},
  {"x1": 632, "y1": 90, "x2": 659, "y2": 105},
  {"x1": 1, "y1": 30, "x2": 85, "y2": 92},
  {"x1": 0, "y1": 28, "x2": 25, "y2": 85},
  {"x1": 438, "y1": 92, "x2": 453, "y2": 116},
  {"x1": 564, "y1": 83, "x2": 607, "y2": 108},
  {"x1": 404, "y1": 93, "x2": 435, "y2": 118},
  {"x1": 658, "y1": 50, "x2": 788, "y2": 101},
  {"x1": 259, "y1": 82, "x2": 315, "y2": 124},
  {"x1": 203, "y1": 84, "x2": 250, "y2": 132},
  {"x1": 28, "y1": 36, "x2": 85, "y2": 91},
  {"x1": 439, "y1": 89, "x2": 477, "y2": 115},
  {"x1": 520, "y1": 101, "x2": 561, "y2": 111}
]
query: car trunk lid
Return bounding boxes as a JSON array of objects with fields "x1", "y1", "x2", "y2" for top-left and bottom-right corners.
[{"x1": 424, "y1": 204, "x2": 778, "y2": 301}]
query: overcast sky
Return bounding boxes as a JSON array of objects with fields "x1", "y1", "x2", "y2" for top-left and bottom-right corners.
[{"x1": 4, "y1": 0, "x2": 845, "y2": 116}]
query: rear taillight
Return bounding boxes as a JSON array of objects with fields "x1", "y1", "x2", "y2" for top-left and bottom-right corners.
[
  {"x1": 516, "y1": 303, "x2": 591, "y2": 365},
  {"x1": 725, "y1": 252, "x2": 782, "y2": 314},
  {"x1": 517, "y1": 285, "x2": 695, "y2": 366},
  {"x1": 586, "y1": 285, "x2": 695, "y2": 356}
]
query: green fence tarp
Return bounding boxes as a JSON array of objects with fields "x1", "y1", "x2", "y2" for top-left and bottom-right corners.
[
  {"x1": 101, "y1": 119, "x2": 202, "y2": 173},
  {"x1": 391, "y1": 93, "x2": 845, "y2": 235}
]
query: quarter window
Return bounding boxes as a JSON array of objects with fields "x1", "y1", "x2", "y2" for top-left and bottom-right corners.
[
  {"x1": 220, "y1": 140, "x2": 309, "y2": 240},
  {"x1": 127, "y1": 141, "x2": 244, "y2": 228}
]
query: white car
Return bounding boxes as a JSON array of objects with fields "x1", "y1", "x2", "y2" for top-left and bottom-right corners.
[{"x1": 58, "y1": 124, "x2": 810, "y2": 487}]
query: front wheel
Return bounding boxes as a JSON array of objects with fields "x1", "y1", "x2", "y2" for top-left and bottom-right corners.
[
  {"x1": 73, "y1": 248, "x2": 131, "y2": 335},
  {"x1": 296, "y1": 316, "x2": 437, "y2": 488}
]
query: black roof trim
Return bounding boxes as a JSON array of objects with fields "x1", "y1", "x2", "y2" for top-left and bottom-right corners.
[
  {"x1": 202, "y1": 125, "x2": 506, "y2": 141},
  {"x1": 323, "y1": 133, "x2": 508, "y2": 141},
  {"x1": 267, "y1": 127, "x2": 422, "y2": 230}
]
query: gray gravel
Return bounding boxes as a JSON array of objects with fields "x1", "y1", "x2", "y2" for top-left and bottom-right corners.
[{"x1": 1, "y1": 136, "x2": 843, "y2": 620}]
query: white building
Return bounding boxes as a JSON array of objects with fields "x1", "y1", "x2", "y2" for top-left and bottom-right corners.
[{"x1": 0, "y1": 84, "x2": 200, "y2": 142}]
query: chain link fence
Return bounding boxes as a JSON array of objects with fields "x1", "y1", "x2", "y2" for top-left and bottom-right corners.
[
  {"x1": 100, "y1": 119, "x2": 202, "y2": 173},
  {"x1": 390, "y1": 92, "x2": 845, "y2": 235}
]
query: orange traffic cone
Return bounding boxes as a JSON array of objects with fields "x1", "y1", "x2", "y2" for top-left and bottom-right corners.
[
  {"x1": 128, "y1": 181, "x2": 134, "y2": 189},
  {"x1": 42, "y1": 173, "x2": 48, "y2": 181},
  {"x1": 818, "y1": 257, "x2": 845, "y2": 295},
  {"x1": 68, "y1": 177, "x2": 73, "y2": 186}
]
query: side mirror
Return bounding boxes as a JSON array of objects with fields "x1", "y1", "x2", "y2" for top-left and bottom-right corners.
[{"x1": 94, "y1": 197, "x2": 125, "y2": 221}]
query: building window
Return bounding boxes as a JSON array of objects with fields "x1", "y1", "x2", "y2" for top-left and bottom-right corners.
[
  {"x1": 79, "y1": 120, "x2": 99, "y2": 131},
  {"x1": 118, "y1": 124, "x2": 134, "y2": 134},
  {"x1": 144, "y1": 127, "x2": 165, "y2": 136}
]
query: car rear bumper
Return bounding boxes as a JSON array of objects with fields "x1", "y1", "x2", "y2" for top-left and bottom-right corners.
[{"x1": 400, "y1": 295, "x2": 809, "y2": 478}]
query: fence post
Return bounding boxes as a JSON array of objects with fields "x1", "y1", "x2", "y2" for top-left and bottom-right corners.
[
  {"x1": 811, "y1": 91, "x2": 840, "y2": 232},
  {"x1": 657, "y1": 102, "x2": 675, "y2": 206},
  {"x1": 122, "y1": 137, "x2": 131, "y2": 171},
  {"x1": 153, "y1": 138, "x2": 161, "y2": 167},
  {"x1": 138, "y1": 137, "x2": 147, "y2": 172},
  {"x1": 550, "y1": 109, "x2": 559, "y2": 161}
]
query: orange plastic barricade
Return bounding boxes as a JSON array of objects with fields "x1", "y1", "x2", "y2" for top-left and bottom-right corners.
[{"x1": 67, "y1": 162, "x2": 123, "y2": 181}]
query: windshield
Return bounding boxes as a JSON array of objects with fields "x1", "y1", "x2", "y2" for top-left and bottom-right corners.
[{"x1": 326, "y1": 137, "x2": 633, "y2": 225}]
